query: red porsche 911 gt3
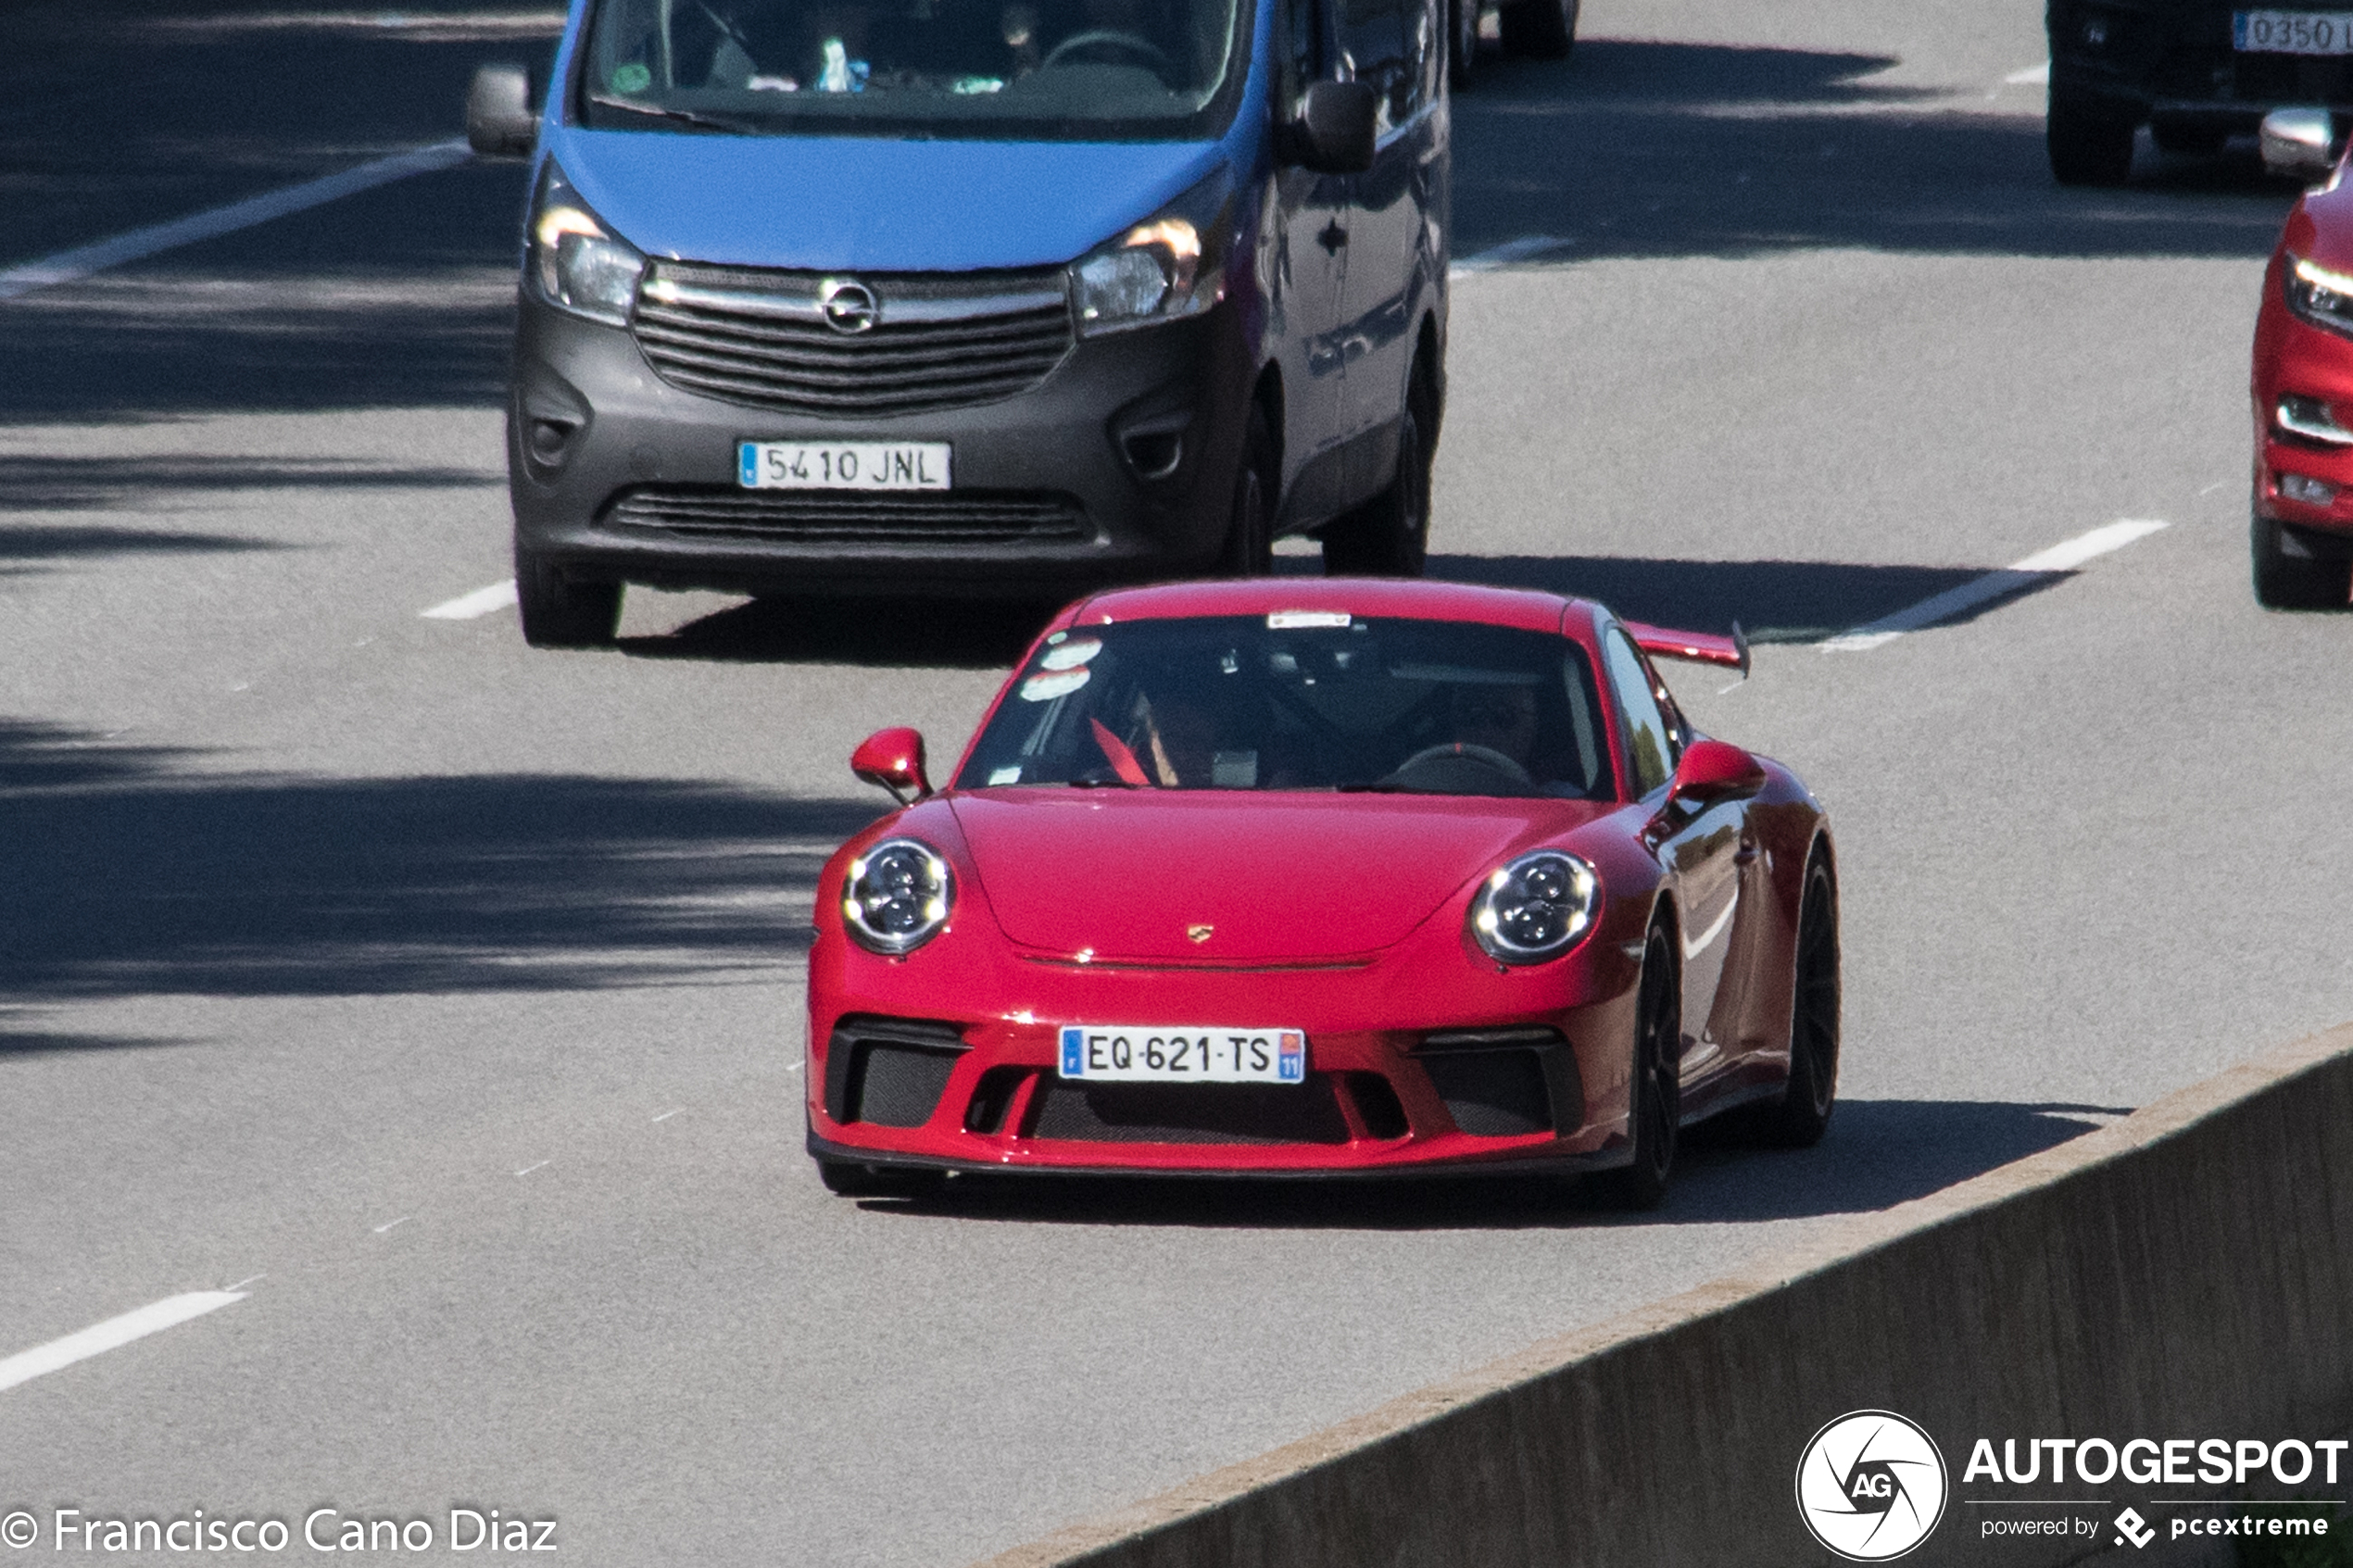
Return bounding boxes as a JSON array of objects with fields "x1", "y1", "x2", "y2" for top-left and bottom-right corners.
[{"x1": 805, "y1": 578, "x2": 1838, "y2": 1208}]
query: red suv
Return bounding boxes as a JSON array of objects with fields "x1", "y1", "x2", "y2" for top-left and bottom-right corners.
[{"x1": 2252, "y1": 108, "x2": 2353, "y2": 607}]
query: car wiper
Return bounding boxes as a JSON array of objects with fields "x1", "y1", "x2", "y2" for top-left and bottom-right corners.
[
  {"x1": 1335, "y1": 782, "x2": 1411, "y2": 793},
  {"x1": 585, "y1": 94, "x2": 770, "y2": 135},
  {"x1": 1066, "y1": 773, "x2": 1141, "y2": 789}
]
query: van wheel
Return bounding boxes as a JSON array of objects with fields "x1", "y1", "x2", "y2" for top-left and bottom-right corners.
[
  {"x1": 1221, "y1": 405, "x2": 1276, "y2": 576},
  {"x1": 1322, "y1": 374, "x2": 1432, "y2": 576},
  {"x1": 1447, "y1": 0, "x2": 1478, "y2": 90},
  {"x1": 515, "y1": 550, "x2": 623, "y2": 648},
  {"x1": 1498, "y1": 0, "x2": 1575, "y2": 59},
  {"x1": 2047, "y1": 91, "x2": 2135, "y2": 186},
  {"x1": 2253, "y1": 508, "x2": 2352, "y2": 608}
]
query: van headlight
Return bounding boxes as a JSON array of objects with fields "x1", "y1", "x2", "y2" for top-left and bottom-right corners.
[
  {"x1": 1470, "y1": 851, "x2": 1599, "y2": 965},
  {"x1": 1070, "y1": 171, "x2": 1231, "y2": 337},
  {"x1": 528, "y1": 161, "x2": 646, "y2": 326},
  {"x1": 842, "y1": 839, "x2": 956, "y2": 955}
]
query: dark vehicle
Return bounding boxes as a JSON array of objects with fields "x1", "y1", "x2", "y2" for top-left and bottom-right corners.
[
  {"x1": 1441, "y1": 0, "x2": 1576, "y2": 92},
  {"x1": 2048, "y1": 0, "x2": 2353, "y2": 184},
  {"x1": 466, "y1": 0, "x2": 1452, "y2": 646}
]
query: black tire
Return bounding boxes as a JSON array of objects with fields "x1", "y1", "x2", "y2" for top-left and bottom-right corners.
[
  {"x1": 2253, "y1": 508, "x2": 2352, "y2": 608},
  {"x1": 2047, "y1": 91, "x2": 2135, "y2": 186},
  {"x1": 1221, "y1": 404, "x2": 1277, "y2": 577},
  {"x1": 1602, "y1": 922, "x2": 1680, "y2": 1210},
  {"x1": 1447, "y1": 0, "x2": 1478, "y2": 91},
  {"x1": 1322, "y1": 371, "x2": 1432, "y2": 577},
  {"x1": 817, "y1": 1159, "x2": 949, "y2": 1199},
  {"x1": 515, "y1": 550, "x2": 623, "y2": 648},
  {"x1": 2150, "y1": 120, "x2": 2226, "y2": 156},
  {"x1": 1497, "y1": 0, "x2": 1575, "y2": 59},
  {"x1": 1757, "y1": 849, "x2": 1840, "y2": 1148}
]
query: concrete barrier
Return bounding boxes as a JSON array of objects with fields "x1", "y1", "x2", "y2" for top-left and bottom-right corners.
[{"x1": 976, "y1": 1024, "x2": 2353, "y2": 1568}]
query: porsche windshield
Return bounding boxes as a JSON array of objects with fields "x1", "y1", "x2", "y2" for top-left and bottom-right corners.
[
  {"x1": 579, "y1": 0, "x2": 1248, "y2": 140},
  {"x1": 958, "y1": 615, "x2": 1615, "y2": 798}
]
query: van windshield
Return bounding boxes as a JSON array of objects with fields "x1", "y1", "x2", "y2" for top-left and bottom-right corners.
[{"x1": 579, "y1": 0, "x2": 1250, "y2": 140}]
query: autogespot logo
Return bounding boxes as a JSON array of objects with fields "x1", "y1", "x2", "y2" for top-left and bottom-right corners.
[{"x1": 1796, "y1": 1410, "x2": 1951, "y2": 1561}]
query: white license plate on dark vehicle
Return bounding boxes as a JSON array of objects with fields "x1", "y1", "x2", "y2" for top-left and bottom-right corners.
[
  {"x1": 1058, "y1": 1026, "x2": 1307, "y2": 1084},
  {"x1": 737, "y1": 441, "x2": 950, "y2": 490},
  {"x1": 2235, "y1": 11, "x2": 2353, "y2": 52}
]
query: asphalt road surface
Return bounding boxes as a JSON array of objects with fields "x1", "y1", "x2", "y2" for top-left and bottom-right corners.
[{"x1": 4, "y1": 1, "x2": 2348, "y2": 1563}]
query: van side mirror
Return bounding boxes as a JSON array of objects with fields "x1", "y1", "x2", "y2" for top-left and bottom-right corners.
[
  {"x1": 1667, "y1": 739, "x2": 1765, "y2": 805},
  {"x1": 467, "y1": 65, "x2": 538, "y2": 159},
  {"x1": 852, "y1": 727, "x2": 932, "y2": 806},
  {"x1": 2261, "y1": 107, "x2": 2340, "y2": 181},
  {"x1": 1292, "y1": 81, "x2": 1378, "y2": 174}
]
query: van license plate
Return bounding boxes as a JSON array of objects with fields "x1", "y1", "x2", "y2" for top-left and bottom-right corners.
[
  {"x1": 738, "y1": 442, "x2": 951, "y2": 491},
  {"x1": 2235, "y1": 11, "x2": 2353, "y2": 53}
]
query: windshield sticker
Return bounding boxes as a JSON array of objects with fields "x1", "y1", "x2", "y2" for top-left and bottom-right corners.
[
  {"x1": 1038, "y1": 638, "x2": 1101, "y2": 671},
  {"x1": 1019, "y1": 668, "x2": 1090, "y2": 702},
  {"x1": 1268, "y1": 609, "x2": 1350, "y2": 629},
  {"x1": 610, "y1": 62, "x2": 652, "y2": 93},
  {"x1": 987, "y1": 765, "x2": 1023, "y2": 785}
]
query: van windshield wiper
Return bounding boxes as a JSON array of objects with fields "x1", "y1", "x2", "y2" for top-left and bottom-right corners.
[{"x1": 586, "y1": 94, "x2": 770, "y2": 135}]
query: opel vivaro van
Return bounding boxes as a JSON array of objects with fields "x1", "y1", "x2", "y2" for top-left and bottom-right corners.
[{"x1": 467, "y1": 0, "x2": 1451, "y2": 646}]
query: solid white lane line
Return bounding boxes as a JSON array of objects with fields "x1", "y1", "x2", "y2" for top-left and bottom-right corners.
[
  {"x1": 1821, "y1": 520, "x2": 2168, "y2": 652},
  {"x1": 1452, "y1": 234, "x2": 1575, "y2": 276},
  {"x1": 651, "y1": 1109, "x2": 682, "y2": 1123},
  {"x1": 421, "y1": 579, "x2": 519, "y2": 621},
  {"x1": 0, "y1": 1292, "x2": 246, "y2": 1394},
  {"x1": 2005, "y1": 62, "x2": 2051, "y2": 85},
  {"x1": 372, "y1": 1216, "x2": 409, "y2": 1234},
  {"x1": 0, "y1": 140, "x2": 472, "y2": 304},
  {"x1": 514, "y1": 1160, "x2": 549, "y2": 1177}
]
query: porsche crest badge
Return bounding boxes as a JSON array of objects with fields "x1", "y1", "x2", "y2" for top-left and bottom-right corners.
[{"x1": 1187, "y1": 923, "x2": 1214, "y2": 944}]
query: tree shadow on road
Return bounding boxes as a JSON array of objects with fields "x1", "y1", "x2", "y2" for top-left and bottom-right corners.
[
  {"x1": 1428, "y1": 552, "x2": 2067, "y2": 642},
  {"x1": 860, "y1": 1098, "x2": 2124, "y2": 1230},
  {"x1": 1453, "y1": 38, "x2": 2295, "y2": 262},
  {"x1": 0, "y1": 720, "x2": 880, "y2": 1001}
]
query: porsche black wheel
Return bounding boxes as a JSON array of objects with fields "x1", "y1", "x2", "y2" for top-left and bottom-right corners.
[
  {"x1": 1758, "y1": 848, "x2": 1840, "y2": 1148},
  {"x1": 817, "y1": 1160, "x2": 949, "y2": 1199},
  {"x1": 515, "y1": 549, "x2": 623, "y2": 648},
  {"x1": 2252, "y1": 508, "x2": 2351, "y2": 608},
  {"x1": 1221, "y1": 404, "x2": 1277, "y2": 577},
  {"x1": 1604, "y1": 922, "x2": 1680, "y2": 1210}
]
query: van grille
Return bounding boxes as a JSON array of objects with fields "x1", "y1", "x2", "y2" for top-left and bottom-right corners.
[
  {"x1": 631, "y1": 261, "x2": 1076, "y2": 418},
  {"x1": 605, "y1": 485, "x2": 1091, "y2": 545}
]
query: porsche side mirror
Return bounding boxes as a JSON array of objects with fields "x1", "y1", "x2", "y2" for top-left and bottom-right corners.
[
  {"x1": 2261, "y1": 107, "x2": 2339, "y2": 181},
  {"x1": 852, "y1": 727, "x2": 931, "y2": 806},
  {"x1": 1291, "y1": 81, "x2": 1378, "y2": 174},
  {"x1": 1667, "y1": 739, "x2": 1765, "y2": 804},
  {"x1": 467, "y1": 64, "x2": 537, "y2": 159}
]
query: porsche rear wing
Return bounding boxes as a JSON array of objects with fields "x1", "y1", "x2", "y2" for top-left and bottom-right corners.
[{"x1": 1624, "y1": 620, "x2": 1749, "y2": 676}]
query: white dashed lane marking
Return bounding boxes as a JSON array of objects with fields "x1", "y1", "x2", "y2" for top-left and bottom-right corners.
[
  {"x1": 421, "y1": 580, "x2": 519, "y2": 621},
  {"x1": 1821, "y1": 520, "x2": 2169, "y2": 652},
  {"x1": 0, "y1": 1291, "x2": 247, "y2": 1394},
  {"x1": 0, "y1": 141, "x2": 472, "y2": 303}
]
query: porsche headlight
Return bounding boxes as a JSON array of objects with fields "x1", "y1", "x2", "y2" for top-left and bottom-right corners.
[
  {"x1": 1470, "y1": 851, "x2": 1599, "y2": 965},
  {"x1": 842, "y1": 838, "x2": 955, "y2": 955},
  {"x1": 528, "y1": 161, "x2": 646, "y2": 326},
  {"x1": 2285, "y1": 253, "x2": 2353, "y2": 340},
  {"x1": 1070, "y1": 172, "x2": 1230, "y2": 337}
]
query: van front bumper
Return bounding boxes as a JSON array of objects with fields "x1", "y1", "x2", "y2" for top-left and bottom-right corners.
[{"x1": 506, "y1": 289, "x2": 1255, "y2": 598}]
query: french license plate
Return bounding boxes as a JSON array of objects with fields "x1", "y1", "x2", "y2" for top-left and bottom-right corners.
[
  {"x1": 2235, "y1": 10, "x2": 2353, "y2": 53},
  {"x1": 737, "y1": 441, "x2": 950, "y2": 491},
  {"x1": 1058, "y1": 1026, "x2": 1307, "y2": 1084}
]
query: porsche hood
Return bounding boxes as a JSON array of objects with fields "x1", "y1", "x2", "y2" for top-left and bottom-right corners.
[{"x1": 947, "y1": 791, "x2": 1607, "y2": 963}]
